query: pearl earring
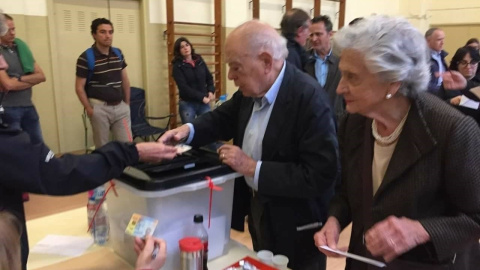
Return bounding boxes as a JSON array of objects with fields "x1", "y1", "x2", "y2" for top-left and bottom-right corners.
[{"x1": 386, "y1": 93, "x2": 392, "y2": 99}]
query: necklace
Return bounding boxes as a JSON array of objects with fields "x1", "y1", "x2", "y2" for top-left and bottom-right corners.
[{"x1": 372, "y1": 106, "x2": 410, "y2": 146}]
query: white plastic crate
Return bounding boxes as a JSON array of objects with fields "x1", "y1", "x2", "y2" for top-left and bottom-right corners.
[{"x1": 106, "y1": 172, "x2": 240, "y2": 270}]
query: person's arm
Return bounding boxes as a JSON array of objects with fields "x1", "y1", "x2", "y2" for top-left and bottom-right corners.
[
  {"x1": 204, "y1": 60, "x2": 215, "y2": 94},
  {"x1": 75, "y1": 76, "x2": 94, "y2": 117},
  {"x1": 0, "y1": 132, "x2": 177, "y2": 195},
  {"x1": 121, "y1": 68, "x2": 130, "y2": 104},
  {"x1": 418, "y1": 116, "x2": 480, "y2": 262},
  {"x1": 172, "y1": 64, "x2": 207, "y2": 102},
  {"x1": 20, "y1": 62, "x2": 45, "y2": 85},
  {"x1": 0, "y1": 70, "x2": 33, "y2": 91}
]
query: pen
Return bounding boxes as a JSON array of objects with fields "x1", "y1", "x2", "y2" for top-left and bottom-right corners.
[
  {"x1": 151, "y1": 242, "x2": 160, "y2": 259},
  {"x1": 296, "y1": 222, "x2": 323, "y2": 231}
]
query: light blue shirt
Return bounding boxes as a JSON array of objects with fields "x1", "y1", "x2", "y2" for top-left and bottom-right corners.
[
  {"x1": 431, "y1": 50, "x2": 444, "y2": 86},
  {"x1": 314, "y1": 49, "x2": 332, "y2": 87},
  {"x1": 186, "y1": 61, "x2": 286, "y2": 191}
]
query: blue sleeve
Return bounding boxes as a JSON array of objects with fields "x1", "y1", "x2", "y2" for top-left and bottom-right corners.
[{"x1": 0, "y1": 131, "x2": 139, "y2": 195}]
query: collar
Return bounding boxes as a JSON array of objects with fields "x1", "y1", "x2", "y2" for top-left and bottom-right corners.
[
  {"x1": 430, "y1": 49, "x2": 441, "y2": 57},
  {"x1": 255, "y1": 61, "x2": 286, "y2": 106},
  {"x1": 0, "y1": 42, "x2": 16, "y2": 50},
  {"x1": 314, "y1": 48, "x2": 332, "y2": 61},
  {"x1": 91, "y1": 44, "x2": 112, "y2": 56}
]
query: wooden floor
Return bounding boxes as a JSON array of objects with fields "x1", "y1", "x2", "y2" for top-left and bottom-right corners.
[{"x1": 25, "y1": 194, "x2": 351, "y2": 270}]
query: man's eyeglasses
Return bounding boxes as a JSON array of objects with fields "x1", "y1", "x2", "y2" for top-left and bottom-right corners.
[{"x1": 458, "y1": 60, "x2": 479, "y2": 67}]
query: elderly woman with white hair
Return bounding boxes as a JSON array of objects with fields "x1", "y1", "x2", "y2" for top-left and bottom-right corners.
[{"x1": 314, "y1": 15, "x2": 480, "y2": 269}]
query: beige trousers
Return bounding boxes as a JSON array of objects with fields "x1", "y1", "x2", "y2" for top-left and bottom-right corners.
[{"x1": 89, "y1": 99, "x2": 132, "y2": 147}]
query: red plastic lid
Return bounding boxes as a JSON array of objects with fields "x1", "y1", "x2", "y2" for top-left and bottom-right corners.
[{"x1": 179, "y1": 237, "x2": 203, "y2": 252}]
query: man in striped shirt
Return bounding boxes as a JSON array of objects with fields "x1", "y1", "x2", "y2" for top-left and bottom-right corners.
[{"x1": 75, "y1": 18, "x2": 132, "y2": 148}]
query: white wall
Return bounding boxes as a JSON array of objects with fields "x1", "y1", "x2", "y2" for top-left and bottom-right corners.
[
  {"x1": 398, "y1": 0, "x2": 480, "y2": 33},
  {"x1": 1, "y1": 0, "x2": 47, "y2": 16},
  {"x1": 149, "y1": 0, "x2": 215, "y2": 25},
  {"x1": 345, "y1": 0, "x2": 400, "y2": 25}
]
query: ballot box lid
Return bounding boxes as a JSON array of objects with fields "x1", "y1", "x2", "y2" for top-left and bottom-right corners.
[{"x1": 117, "y1": 147, "x2": 235, "y2": 191}]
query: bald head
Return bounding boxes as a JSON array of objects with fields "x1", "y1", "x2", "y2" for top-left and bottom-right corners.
[
  {"x1": 225, "y1": 20, "x2": 288, "y2": 98},
  {"x1": 226, "y1": 20, "x2": 288, "y2": 61}
]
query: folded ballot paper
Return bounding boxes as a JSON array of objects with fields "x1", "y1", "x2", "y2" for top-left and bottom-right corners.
[
  {"x1": 319, "y1": 246, "x2": 386, "y2": 268},
  {"x1": 459, "y1": 95, "x2": 480, "y2": 110}
]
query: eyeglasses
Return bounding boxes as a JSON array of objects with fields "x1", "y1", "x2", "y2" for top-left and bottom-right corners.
[{"x1": 458, "y1": 60, "x2": 479, "y2": 67}]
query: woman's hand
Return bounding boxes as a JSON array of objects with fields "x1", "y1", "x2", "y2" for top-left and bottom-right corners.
[
  {"x1": 314, "y1": 216, "x2": 347, "y2": 257},
  {"x1": 450, "y1": 96, "x2": 462, "y2": 106},
  {"x1": 364, "y1": 216, "x2": 430, "y2": 262},
  {"x1": 134, "y1": 236, "x2": 167, "y2": 270},
  {"x1": 202, "y1": 96, "x2": 210, "y2": 104}
]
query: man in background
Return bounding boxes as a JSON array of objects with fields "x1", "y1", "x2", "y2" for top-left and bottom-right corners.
[
  {"x1": 0, "y1": 13, "x2": 46, "y2": 144},
  {"x1": 280, "y1": 8, "x2": 311, "y2": 71},
  {"x1": 75, "y1": 18, "x2": 131, "y2": 148},
  {"x1": 305, "y1": 15, "x2": 344, "y2": 120},
  {"x1": 426, "y1": 27, "x2": 448, "y2": 96}
]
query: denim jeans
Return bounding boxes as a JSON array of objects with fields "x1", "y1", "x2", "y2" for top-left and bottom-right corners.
[
  {"x1": 3, "y1": 106, "x2": 44, "y2": 144},
  {"x1": 179, "y1": 100, "x2": 211, "y2": 124}
]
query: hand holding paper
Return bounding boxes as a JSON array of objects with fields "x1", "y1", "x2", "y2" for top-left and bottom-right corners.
[{"x1": 318, "y1": 245, "x2": 386, "y2": 268}]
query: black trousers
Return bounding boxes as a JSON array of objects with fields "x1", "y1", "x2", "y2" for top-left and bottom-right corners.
[{"x1": 248, "y1": 195, "x2": 326, "y2": 270}]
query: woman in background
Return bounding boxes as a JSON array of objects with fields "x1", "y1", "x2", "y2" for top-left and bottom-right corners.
[
  {"x1": 465, "y1": 38, "x2": 479, "y2": 51},
  {"x1": 439, "y1": 46, "x2": 480, "y2": 104},
  {"x1": 172, "y1": 37, "x2": 215, "y2": 124}
]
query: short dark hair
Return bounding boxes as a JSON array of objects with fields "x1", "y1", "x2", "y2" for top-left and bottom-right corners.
[
  {"x1": 465, "y1": 38, "x2": 479, "y2": 47},
  {"x1": 311, "y1": 15, "x2": 333, "y2": 32},
  {"x1": 3, "y1": 14, "x2": 13, "y2": 21},
  {"x1": 449, "y1": 46, "x2": 480, "y2": 71},
  {"x1": 425, "y1": 27, "x2": 439, "y2": 39},
  {"x1": 91, "y1": 18, "x2": 113, "y2": 34},
  {"x1": 280, "y1": 8, "x2": 310, "y2": 39},
  {"x1": 172, "y1": 37, "x2": 197, "y2": 63},
  {"x1": 348, "y1": 17, "x2": 363, "y2": 26}
]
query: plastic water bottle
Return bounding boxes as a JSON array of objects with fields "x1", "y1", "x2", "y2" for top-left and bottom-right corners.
[
  {"x1": 87, "y1": 186, "x2": 109, "y2": 245},
  {"x1": 215, "y1": 94, "x2": 227, "y2": 108},
  {"x1": 192, "y1": 214, "x2": 208, "y2": 270}
]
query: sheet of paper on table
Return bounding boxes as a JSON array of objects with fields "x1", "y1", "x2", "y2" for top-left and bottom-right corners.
[{"x1": 31, "y1": 235, "x2": 93, "y2": 257}]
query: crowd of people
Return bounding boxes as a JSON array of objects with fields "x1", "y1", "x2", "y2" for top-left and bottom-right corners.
[{"x1": 1, "y1": 5, "x2": 480, "y2": 270}]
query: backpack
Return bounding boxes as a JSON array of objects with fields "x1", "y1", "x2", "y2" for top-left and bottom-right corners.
[{"x1": 84, "y1": 47, "x2": 123, "y2": 86}]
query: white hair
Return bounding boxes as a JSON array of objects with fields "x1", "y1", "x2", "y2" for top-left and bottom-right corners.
[
  {"x1": 234, "y1": 20, "x2": 289, "y2": 60},
  {"x1": 333, "y1": 15, "x2": 430, "y2": 97},
  {"x1": 0, "y1": 11, "x2": 7, "y2": 36}
]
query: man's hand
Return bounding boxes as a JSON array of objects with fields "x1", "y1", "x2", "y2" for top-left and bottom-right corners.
[
  {"x1": 442, "y1": 71, "x2": 467, "y2": 90},
  {"x1": 208, "y1": 92, "x2": 215, "y2": 101},
  {"x1": 364, "y1": 216, "x2": 430, "y2": 262},
  {"x1": 202, "y1": 96, "x2": 210, "y2": 104},
  {"x1": 85, "y1": 107, "x2": 94, "y2": 117},
  {"x1": 158, "y1": 125, "x2": 190, "y2": 146},
  {"x1": 135, "y1": 142, "x2": 177, "y2": 163},
  {"x1": 134, "y1": 236, "x2": 167, "y2": 270},
  {"x1": 218, "y1": 144, "x2": 256, "y2": 177}
]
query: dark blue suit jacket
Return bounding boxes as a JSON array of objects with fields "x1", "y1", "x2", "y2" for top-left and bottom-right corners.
[
  {"x1": 0, "y1": 129, "x2": 139, "y2": 270},
  {"x1": 188, "y1": 62, "x2": 339, "y2": 268}
]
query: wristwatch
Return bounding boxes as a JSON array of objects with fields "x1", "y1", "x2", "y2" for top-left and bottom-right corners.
[{"x1": 16, "y1": 75, "x2": 22, "y2": 82}]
